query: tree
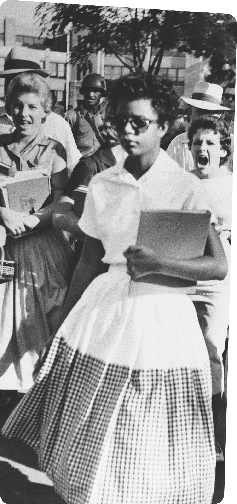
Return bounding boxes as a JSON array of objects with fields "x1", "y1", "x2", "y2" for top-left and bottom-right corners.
[{"x1": 35, "y1": 4, "x2": 237, "y2": 79}]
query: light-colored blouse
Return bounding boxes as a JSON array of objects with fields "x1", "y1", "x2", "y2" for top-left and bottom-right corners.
[{"x1": 79, "y1": 149, "x2": 214, "y2": 265}]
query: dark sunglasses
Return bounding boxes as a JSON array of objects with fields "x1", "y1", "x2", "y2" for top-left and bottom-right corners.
[{"x1": 111, "y1": 116, "x2": 158, "y2": 134}]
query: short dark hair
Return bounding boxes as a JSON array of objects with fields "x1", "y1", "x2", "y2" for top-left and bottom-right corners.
[
  {"x1": 106, "y1": 73, "x2": 178, "y2": 128},
  {"x1": 188, "y1": 116, "x2": 231, "y2": 165},
  {"x1": 6, "y1": 72, "x2": 52, "y2": 115}
]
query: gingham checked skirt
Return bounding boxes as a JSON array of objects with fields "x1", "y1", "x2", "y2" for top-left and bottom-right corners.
[{"x1": 2, "y1": 265, "x2": 215, "y2": 504}]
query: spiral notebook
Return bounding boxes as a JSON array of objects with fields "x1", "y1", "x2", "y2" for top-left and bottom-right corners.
[{"x1": 134, "y1": 210, "x2": 211, "y2": 288}]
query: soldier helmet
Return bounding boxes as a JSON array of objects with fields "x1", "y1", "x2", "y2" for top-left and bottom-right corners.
[{"x1": 80, "y1": 73, "x2": 107, "y2": 96}]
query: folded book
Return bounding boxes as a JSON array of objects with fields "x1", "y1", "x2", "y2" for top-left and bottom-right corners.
[
  {"x1": 0, "y1": 171, "x2": 51, "y2": 213},
  {"x1": 134, "y1": 210, "x2": 211, "y2": 288},
  {"x1": 0, "y1": 171, "x2": 51, "y2": 239}
]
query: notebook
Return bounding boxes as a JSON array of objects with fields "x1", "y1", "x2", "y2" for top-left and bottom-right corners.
[
  {"x1": 0, "y1": 172, "x2": 51, "y2": 213},
  {"x1": 134, "y1": 210, "x2": 211, "y2": 288}
]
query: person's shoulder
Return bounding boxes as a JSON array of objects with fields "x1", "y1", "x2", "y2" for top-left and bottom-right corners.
[
  {"x1": 46, "y1": 111, "x2": 72, "y2": 128},
  {"x1": 88, "y1": 161, "x2": 122, "y2": 186},
  {"x1": 160, "y1": 148, "x2": 189, "y2": 174},
  {"x1": 43, "y1": 136, "x2": 67, "y2": 160},
  {"x1": 167, "y1": 131, "x2": 188, "y2": 152},
  {"x1": 167, "y1": 131, "x2": 188, "y2": 147},
  {"x1": 64, "y1": 108, "x2": 78, "y2": 122},
  {"x1": 162, "y1": 150, "x2": 203, "y2": 187}
]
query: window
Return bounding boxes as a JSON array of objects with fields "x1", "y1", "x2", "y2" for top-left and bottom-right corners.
[
  {"x1": 50, "y1": 62, "x2": 66, "y2": 78},
  {"x1": 121, "y1": 67, "x2": 130, "y2": 76},
  {"x1": 58, "y1": 63, "x2": 65, "y2": 78},
  {"x1": 57, "y1": 90, "x2": 64, "y2": 102},
  {"x1": 50, "y1": 62, "x2": 57, "y2": 77},
  {"x1": 159, "y1": 68, "x2": 168, "y2": 78},
  {"x1": 167, "y1": 69, "x2": 177, "y2": 82},
  {"x1": 76, "y1": 63, "x2": 92, "y2": 81},
  {"x1": 177, "y1": 69, "x2": 185, "y2": 84},
  {"x1": 16, "y1": 35, "x2": 42, "y2": 47},
  {"x1": 104, "y1": 65, "x2": 127, "y2": 80}
]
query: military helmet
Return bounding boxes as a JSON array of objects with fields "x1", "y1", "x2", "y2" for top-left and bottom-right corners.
[{"x1": 79, "y1": 73, "x2": 107, "y2": 96}]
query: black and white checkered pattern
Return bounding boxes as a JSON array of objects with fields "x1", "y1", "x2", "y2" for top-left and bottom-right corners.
[{"x1": 2, "y1": 337, "x2": 215, "y2": 504}]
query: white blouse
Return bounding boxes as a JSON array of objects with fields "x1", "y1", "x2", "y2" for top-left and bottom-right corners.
[{"x1": 79, "y1": 149, "x2": 215, "y2": 265}]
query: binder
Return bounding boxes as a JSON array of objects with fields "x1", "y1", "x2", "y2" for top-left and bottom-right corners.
[{"x1": 134, "y1": 210, "x2": 211, "y2": 288}]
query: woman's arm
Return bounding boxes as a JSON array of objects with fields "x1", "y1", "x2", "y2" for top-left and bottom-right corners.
[
  {"x1": 0, "y1": 206, "x2": 36, "y2": 235},
  {"x1": 124, "y1": 224, "x2": 228, "y2": 282},
  {"x1": 52, "y1": 195, "x2": 85, "y2": 240},
  {"x1": 33, "y1": 230, "x2": 104, "y2": 378},
  {"x1": 26, "y1": 169, "x2": 69, "y2": 229},
  {"x1": 58, "y1": 235, "x2": 105, "y2": 326}
]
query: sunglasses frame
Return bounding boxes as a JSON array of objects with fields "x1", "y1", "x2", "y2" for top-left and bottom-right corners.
[{"x1": 112, "y1": 116, "x2": 158, "y2": 134}]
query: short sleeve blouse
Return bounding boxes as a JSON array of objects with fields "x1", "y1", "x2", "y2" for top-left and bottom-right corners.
[
  {"x1": 79, "y1": 149, "x2": 215, "y2": 265},
  {"x1": 0, "y1": 129, "x2": 68, "y2": 191}
]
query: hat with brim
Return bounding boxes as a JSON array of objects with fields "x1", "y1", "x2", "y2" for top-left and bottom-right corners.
[
  {"x1": 181, "y1": 81, "x2": 230, "y2": 111},
  {"x1": 0, "y1": 47, "x2": 49, "y2": 78}
]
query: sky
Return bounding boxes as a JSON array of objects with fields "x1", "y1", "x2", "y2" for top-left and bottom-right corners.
[
  {"x1": 0, "y1": 0, "x2": 236, "y2": 21},
  {"x1": 0, "y1": 0, "x2": 40, "y2": 26}
]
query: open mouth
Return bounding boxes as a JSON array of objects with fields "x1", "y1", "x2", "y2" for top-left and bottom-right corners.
[{"x1": 197, "y1": 154, "x2": 208, "y2": 167}]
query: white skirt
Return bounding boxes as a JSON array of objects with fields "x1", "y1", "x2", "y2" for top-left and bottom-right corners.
[{"x1": 2, "y1": 265, "x2": 215, "y2": 504}]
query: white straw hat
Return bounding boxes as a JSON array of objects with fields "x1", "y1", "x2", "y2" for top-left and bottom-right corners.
[{"x1": 181, "y1": 81, "x2": 230, "y2": 111}]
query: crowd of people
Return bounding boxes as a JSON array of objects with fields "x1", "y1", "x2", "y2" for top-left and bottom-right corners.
[{"x1": 0, "y1": 46, "x2": 234, "y2": 504}]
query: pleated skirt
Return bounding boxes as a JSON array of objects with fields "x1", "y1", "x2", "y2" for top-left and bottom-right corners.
[
  {"x1": 0, "y1": 228, "x2": 72, "y2": 391},
  {"x1": 2, "y1": 265, "x2": 215, "y2": 503}
]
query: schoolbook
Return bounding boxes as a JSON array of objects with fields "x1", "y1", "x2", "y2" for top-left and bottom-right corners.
[
  {"x1": 0, "y1": 172, "x2": 51, "y2": 214},
  {"x1": 134, "y1": 210, "x2": 211, "y2": 288}
]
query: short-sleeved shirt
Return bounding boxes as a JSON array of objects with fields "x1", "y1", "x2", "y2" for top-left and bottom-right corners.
[
  {"x1": 43, "y1": 112, "x2": 81, "y2": 173},
  {"x1": 191, "y1": 167, "x2": 232, "y2": 268},
  {"x1": 167, "y1": 132, "x2": 194, "y2": 171},
  {"x1": 65, "y1": 102, "x2": 106, "y2": 157},
  {"x1": 0, "y1": 129, "x2": 68, "y2": 191},
  {"x1": 79, "y1": 149, "x2": 214, "y2": 265},
  {"x1": 0, "y1": 108, "x2": 81, "y2": 174},
  {"x1": 64, "y1": 147, "x2": 117, "y2": 199}
]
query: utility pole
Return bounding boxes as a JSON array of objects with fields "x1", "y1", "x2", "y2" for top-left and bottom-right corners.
[{"x1": 65, "y1": 22, "x2": 72, "y2": 110}]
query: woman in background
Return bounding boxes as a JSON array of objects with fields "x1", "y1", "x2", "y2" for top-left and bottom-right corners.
[{"x1": 0, "y1": 72, "x2": 72, "y2": 394}]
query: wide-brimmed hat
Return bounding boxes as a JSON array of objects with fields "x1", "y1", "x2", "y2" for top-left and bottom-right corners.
[
  {"x1": 0, "y1": 46, "x2": 49, "y2": 78},
  {"x1": 181, "y1": 81, "x2": 230, "y2": 111}
]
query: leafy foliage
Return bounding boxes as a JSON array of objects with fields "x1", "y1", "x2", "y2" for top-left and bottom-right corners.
[{"x1": 35, "y1": 4, "x2": 237, "y2": 80}]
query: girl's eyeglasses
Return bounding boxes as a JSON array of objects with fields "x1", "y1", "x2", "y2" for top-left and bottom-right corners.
[{"x1": 111, "y1": 116, "x2": 158, "y2": 134}]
